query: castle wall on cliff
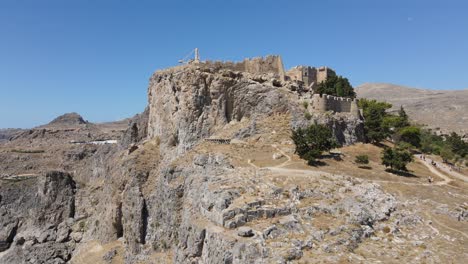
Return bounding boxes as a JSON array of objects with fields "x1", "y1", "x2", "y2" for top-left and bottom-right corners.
[
  {"x1": 286, "y1": 66, "x2": 336, "y2": 88},
  {"x1": 202, "y1": 55, "x2": 286, "y2": 80},
  {"x1": 152, "y1": 55, "x2": 359, "y2": 120},
  {"x1": 307, "y1": 94, "x2": 360, "y2": 117}
]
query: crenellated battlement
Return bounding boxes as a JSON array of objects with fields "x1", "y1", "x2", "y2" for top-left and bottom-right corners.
[{"x1": 307, "y1": 94, "x2": 360, "y2": 117}]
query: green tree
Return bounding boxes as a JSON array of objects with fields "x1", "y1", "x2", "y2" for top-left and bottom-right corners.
[
  {"x1": 397, "y1": 106, "x2": 410, "y2": 128},
  {"x1": 419, "y1": 129, "x2": 444, "y2": 154},
  {"x1": 355, "y1": 155, "x2": 369, "y2": 165},
  {"x1": 398, "y1": 126, "x2": 422, "y2": 148},
  {"x1": 440, "y1": 145, "x2": 455, "y2": 163},
  {"x1": 315, "y1": 75, "x2": 356, "y2": 98},
  {"x1": 381, "y1": 147, "x2": 413, "y2": 171},
  {"x1": 291, "y1": 124, "x2": 338, "y2": 165},
  {"x1": 358, "y1": 99, "x2": 393, "y2": 143},
  {"x1": 446, "y1": 132, "x2": 468, "y2": 158},
  {"x1": 382, "y1": 106, "x2": 410, "y2": 132}
]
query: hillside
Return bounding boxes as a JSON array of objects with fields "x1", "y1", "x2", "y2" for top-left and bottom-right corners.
[
  {"x1": 356, "y1": 83, "x2": 468, "y2": 135},
  {"x1": 1, "y1": 58, "x2": 467, "y2": 264}
]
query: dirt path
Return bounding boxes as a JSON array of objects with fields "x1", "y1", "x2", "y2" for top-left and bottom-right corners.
[
  {"x1": 248, "y1": 146, "x2": 455, "y2": 187},
  {"x1": 416, "y1": 157, "x2": 452, "y2": 186},
  {"x1": 433, "y1": 161, "x2": 468, "y2": 183},
  {"x1": 247, "y1": 159, "x2": 259, "y2": 169},
  {"x1": 271, "y1": 144, "x2": 292, "y2": 168},
  {"x1": 423, "y1": 212, "x2": 468, "y2": 240}
]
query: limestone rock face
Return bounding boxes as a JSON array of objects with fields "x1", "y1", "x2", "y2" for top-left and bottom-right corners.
[
  {"x1": 122, "y1": 182, "x2": 147, "y2": 254},
  {"x1": 147, "y1": 67, "x2": 289, "y2": 154},
  {"x1": 120, "y1": 107, "x2": 149, "y2": 148},
  {"x1": 0, "y1": 171, "x2": 77, "y2": 263}
]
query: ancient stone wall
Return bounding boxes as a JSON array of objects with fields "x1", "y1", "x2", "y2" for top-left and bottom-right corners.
[
  {"x1": 285, "y1": 67, "x2": 303, "y2": 82},
  {"x1": 316, "y1": 66, "x2": 335, "y2": 83},
  {"x1": 308, "y1": 94, "x2": 360, "y2": 117},
  {"x1": 202, "y1": 55, "x2": 285, "y2": 80},
  {"x1": 286, "y1": 66, "x2": 334, "y2": 88}
]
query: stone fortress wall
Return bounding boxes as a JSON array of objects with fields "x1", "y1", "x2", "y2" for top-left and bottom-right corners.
[
  {"x1": 286, "y1": 66, "x2": 336, "y2": 88},
  {"x1": 199, "y1": 55, "x2": 360, "y2": 117},
  {"x1": 155, "y1": 55, "x2": 284, "y2": 75},
  {"x1": 202, "y1": 55, "x2": 286, "y2": 80},
  {"x1": 307, "y1": 94, "x2": 360, "y2": 118}
]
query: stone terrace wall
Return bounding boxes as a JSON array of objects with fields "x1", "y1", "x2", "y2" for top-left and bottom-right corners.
[{"x1": 202, "y1": 55, "x2": 285, "y2": 80}]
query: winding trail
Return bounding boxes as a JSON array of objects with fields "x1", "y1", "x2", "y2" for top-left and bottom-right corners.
[
  {"x1": 426, "y1": 158, "x2": 468, "y2": 183},
  {"x1": 247, "y1": 145, "x2": 326, "y2": 178},
  {"x1": 423, "y1": 212, "x2": 468, "y2": 240},
  {"x1": 417, "y1": 156, "x2": 453, "y2": 185},
  {"x1": 248, "y1": 146, "x2": 463, "y2": 188},
  {"x1": 271, "y1": 144, "x2": 292, "y2": 168},
  {"x1": 247, "y1": 159, "x2": 259, "y2": 169}
]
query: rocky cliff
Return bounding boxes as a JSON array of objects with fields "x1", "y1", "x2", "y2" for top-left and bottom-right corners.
[
  {"x1": 0, "y1": 171, "x2": 78, "y2": 264},
  {"x1": 147, "y1": 62, "x2": 364, "y2": 155},
  {"x1": 1, "y1": 58, "x2": 466, "y2": 264}
]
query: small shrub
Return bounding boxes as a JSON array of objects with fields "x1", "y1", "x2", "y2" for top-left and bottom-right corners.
[
  {"x1": 161, "y1": 240, "x2": 168, "y2": 249},
  {"x1": 302, "y1": 101, "x2": 309, "y2": 109},
  {"x1": 304, "y1": 112, "x2": 312, "y2": 120},
  {"x1": 382, "y1": 226, "x2": 391, "y2": 233},
  {"x1": 79, "y1": 221, "x2": 86, "y2": 231},
  {"x1": 355, "y1": 155, "x2": 369, "y2": 165},
  {"x1": 151, "y1": 221, "x2": 160, "y2": 229}
]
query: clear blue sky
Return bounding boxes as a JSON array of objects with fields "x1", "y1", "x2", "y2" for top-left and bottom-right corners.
[{"x1": 1, "y1": 0, "x2": 467, "y2": 128}]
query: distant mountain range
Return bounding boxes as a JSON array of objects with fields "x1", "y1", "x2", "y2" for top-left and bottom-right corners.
[
  {"x1": 0, "y1": 113, "x2": 130, "y2": 143},
  {"x1": 356, "y1": 83, "x2": 468, "y2": 135}
]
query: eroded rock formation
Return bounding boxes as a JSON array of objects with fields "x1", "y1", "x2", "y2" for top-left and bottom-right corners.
[{"x1": 0, "y1": 171, "x2": 77, "y2": 264}]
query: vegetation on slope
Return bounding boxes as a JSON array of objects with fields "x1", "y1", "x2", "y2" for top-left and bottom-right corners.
[
  {"x1": 358, "y1": 98, "x2": 468, "y2": 169},
  {"x1": 291, "y1": 124, "x2": 338, "y2": 165}
]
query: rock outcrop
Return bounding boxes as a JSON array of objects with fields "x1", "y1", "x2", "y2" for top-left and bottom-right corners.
[
  {"x1": 147, "y1": 66, "x2": 290, "y2": 154},
  {"x1": 0, "y1": 171, "x2": 78, "y2": 264},
  {"x1": 120, "y1": 107, "x2": 149, "y2": 148}
]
